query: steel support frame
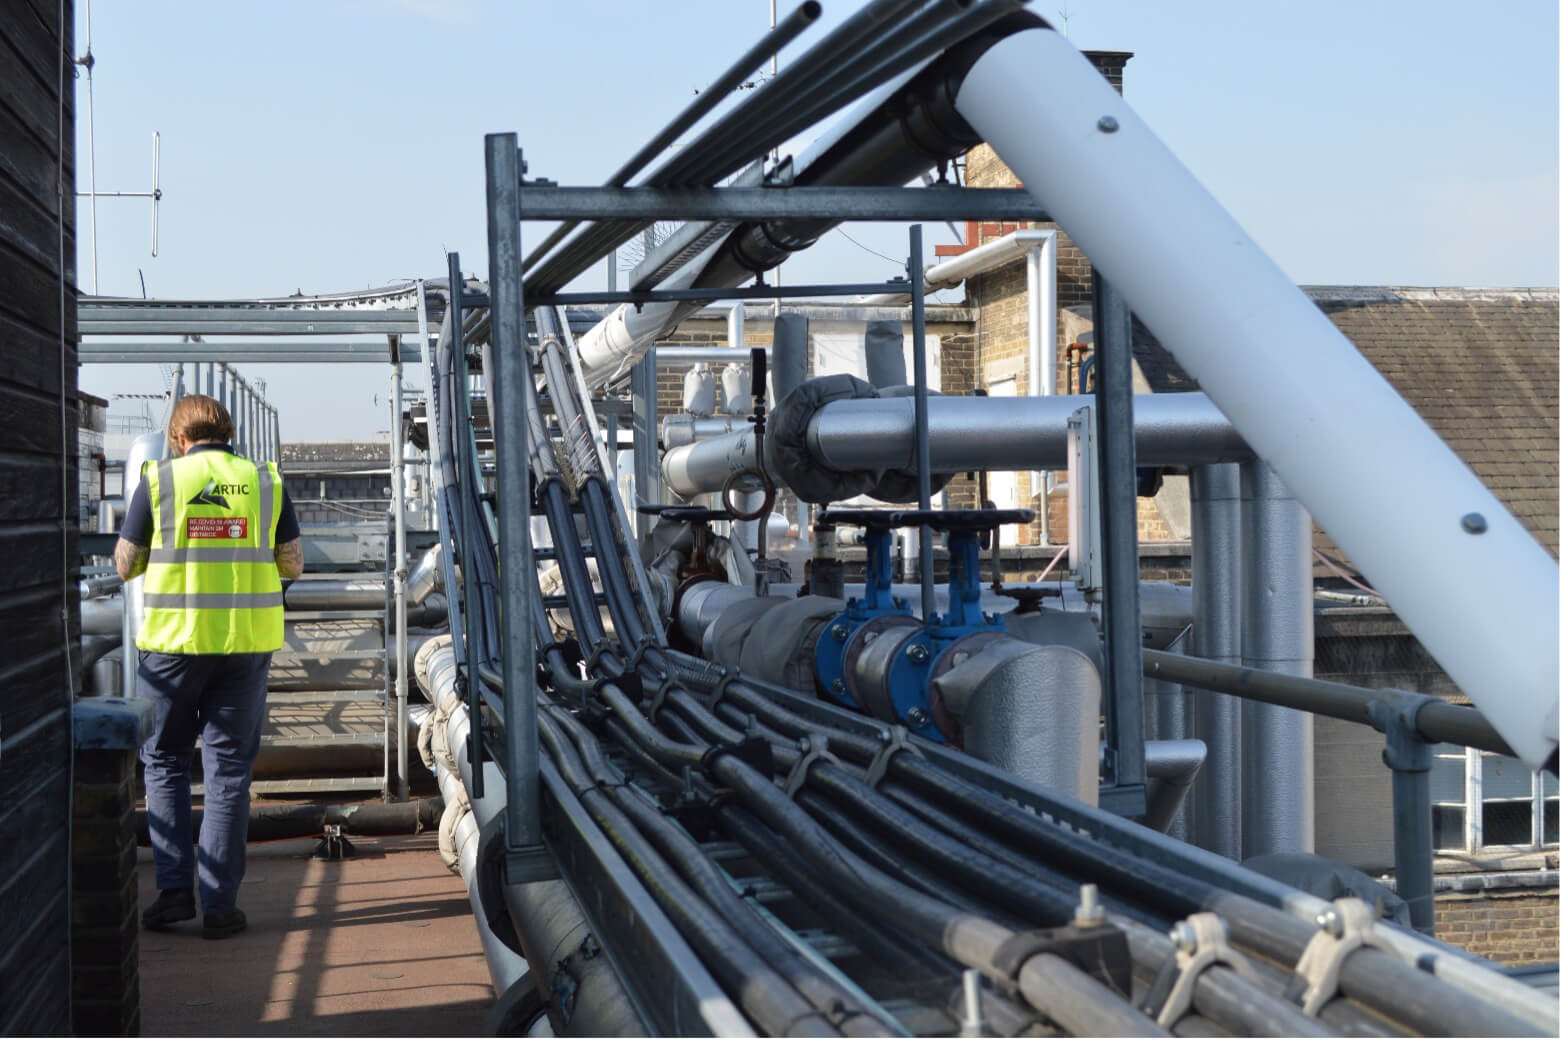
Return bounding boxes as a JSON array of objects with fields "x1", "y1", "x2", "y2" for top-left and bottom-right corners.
[
  {"x1": 390, "y1": 331, "x2": 410, "y2": 802},
  {"x1": 1091, "y1": 270, "x2": 1146, "y2": 810},
  {"x1": 909, "y1": 225, "x2": 935, "y2": 620},
  {"x1": 487, "y1": 134, "x2": 548, "y2": 881}
]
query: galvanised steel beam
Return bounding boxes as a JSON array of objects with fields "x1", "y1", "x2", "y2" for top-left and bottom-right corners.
[
  {"x1": 80, "y1": 341, "x2": 418, "y2": 364},
  {"x1": 517, "y1": 185, "x2": 1050, "y2": 223}
]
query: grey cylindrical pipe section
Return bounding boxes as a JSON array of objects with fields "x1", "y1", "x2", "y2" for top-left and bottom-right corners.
[
  {"x1": 1240, "y1": 461, "x2": 1315, "y2": 858},
  {"x1": 770, "y1": 312, "x2": 809, "y2": 406},
  {"x1": 662, "y1": 427, "x2": 764, "y2": 500},
  {"x1": 677, "y1": 581, "x2": 758, "y2": 646},
  {"x1": 1144, "y1": 738, "x2": 1208, "y2": 835},
  {"x1": 82, "y1": 595, "x2": 124, "y2": 635},
  {"x1": 661, "y1": 415, "x2": 749, "y2": 450},
  {"x1": 1189, "y1": 462, "x2": 1244, "y2": 860},
  {"x1": 1146, "y1": 628, "x2": 1194, "y2": 841},
  {"x1": 283, "y1": 578, "x2": 388, "y2": 611},
  {"x1": 406, "y1": 543, "x2": 446, "y2": 605},
  {"x1": 667, "y1": 392, "x2": 1247, "y2": 500},
  {"x1": 863, "y1": 320, "x2": 906, "y2": 389},
  {"x1": 808, "y1": 392, "x2": 1249, "y2": 472}
]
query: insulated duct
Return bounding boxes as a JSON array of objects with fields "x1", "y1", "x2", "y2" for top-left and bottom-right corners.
[{"x1": 863, "y1": 320, "x2": 907, "y2": 389}]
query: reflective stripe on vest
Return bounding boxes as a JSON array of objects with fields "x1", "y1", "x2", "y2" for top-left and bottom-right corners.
[{"x1": 137, "y1": 452, "x2": 285, "y2": 655}]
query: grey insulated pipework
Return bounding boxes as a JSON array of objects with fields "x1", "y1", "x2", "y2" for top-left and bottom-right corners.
[
  {"x1": 770, "y1": 312, "x2": 809, "y2": 405},
  {"x1": 1189, "y1": 462, "x2": 1244, "y2": 860},
  {"x1": 863, "y1": 319, "x2": 907, "y2": 388},
  {"x1": 1240, "y1": 461, "x2": 1315, "y2": 857}
]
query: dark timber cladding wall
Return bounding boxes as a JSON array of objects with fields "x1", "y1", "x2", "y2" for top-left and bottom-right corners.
[{"x1": 0, "y1": 0, "x2": 77, "y2": 1034}]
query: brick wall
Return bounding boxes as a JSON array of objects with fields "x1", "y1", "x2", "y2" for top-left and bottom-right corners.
[
  {"x1": 71, "y1": 747, "x2": 141, "y2": 1034},
  {"x1": 959, "y1": 52, "x2": 1176, "y2": 547},
  {"x1": 1436, "y1": 890, "x2": 1560, "y2": 966}
]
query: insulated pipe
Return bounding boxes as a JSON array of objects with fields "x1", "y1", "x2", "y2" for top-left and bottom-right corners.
[
  {"x1": 1143, "y1": 738, "x2": 1207, "y2": 835},
  {"x1": 420, "y1": 643, "x2": 644, "y2": 1035},
  {"x1": 82, "y1": 594, "x2": 123, "y2": 635},
  {"x1": 1239, "y1": 462, "x2": 1314, "y2": 857},
  {"x1": 662, "y1": 414, "x2": 750, "y2": 450},
  {"x1": 405, "y1": 543, "x2": 447, "y2": 606},
  {"x1": 1188, "y1": 463, "x2": 1243, "y2": 860},
  {"x1": 808, "y1": 392, "x2": 1247, "y2": 473},
  {"x1": 577, "y1": 264, "x2": 706, "y2": 388},
  {"x1": 863, "y1": 320, "x2": 906, "y2": 389},
  {"x1": 668, "y1": 392, "x2": 1245, "y2": 502},
  {"x1": 282, "y1": 578, "x2": 387, "y2": 611},
  {"x1": 955, "y1": 26, "x2": 1559, "y2": 772},
  {"x1": 771, "y1": 312, "x2": 809, "y2": 406}
]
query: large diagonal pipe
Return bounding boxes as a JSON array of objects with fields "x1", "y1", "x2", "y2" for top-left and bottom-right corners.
[{"x1": 955, "y1": 26, "x2": 1559, "y2": 771}]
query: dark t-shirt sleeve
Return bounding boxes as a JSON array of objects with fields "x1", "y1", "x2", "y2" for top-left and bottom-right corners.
[
  {"x1": 275, "y1": 489, "x2": 301, "y2": 544},
  {"x1": 119, "y1": 482, "x2": 153, "y2": 545}
]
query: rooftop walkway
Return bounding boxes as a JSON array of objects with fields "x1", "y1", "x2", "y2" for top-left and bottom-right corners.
[{"x1": 136, "y1": 833, "x2": 494, "y2": 1035}]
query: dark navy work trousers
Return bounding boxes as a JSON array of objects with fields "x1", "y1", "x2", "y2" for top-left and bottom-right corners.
[{"x1": 138, "y1": 650, "x2": 271, "y2": 914}]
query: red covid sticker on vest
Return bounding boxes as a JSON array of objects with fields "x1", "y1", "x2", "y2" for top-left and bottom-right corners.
[{"x1": 187, "y1": 517, "x2": 248, "y2": 540}]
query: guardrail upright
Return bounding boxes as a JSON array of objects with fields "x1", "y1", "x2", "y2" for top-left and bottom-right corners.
[{"x1": 486, "y1": 133, "x2": 548, "y2": 879}]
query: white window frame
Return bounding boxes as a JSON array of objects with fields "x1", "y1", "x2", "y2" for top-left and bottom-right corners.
[{"x1": 1435, "y1": 745, "x2": 1558, "y2": 854}]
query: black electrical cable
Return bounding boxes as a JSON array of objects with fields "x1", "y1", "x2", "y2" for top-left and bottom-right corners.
[
  {"x1": 716, "y1": 803, "x2": 958, "y2": 982},
  {"x1": 537, "y1": 711, "x2": 839, "y2": 1037},
  {"x1": 542, "y1": 704, "x2": 900, "y2": 1037}
]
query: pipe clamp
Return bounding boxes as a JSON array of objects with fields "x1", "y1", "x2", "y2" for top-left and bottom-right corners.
[
  {"x1": 1286, "y1": 897, "x2": 1399, "y2": 1016},
  {"x1": 1143, "y1": 912, "x2": 1256, "y2": 1027}
]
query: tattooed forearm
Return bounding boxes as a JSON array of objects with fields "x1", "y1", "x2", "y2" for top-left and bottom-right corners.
[
  {"x1": 274, "y1": 538, "x2": 304, "y2": 581},
  {"x1": 114, "y1": 538, "x2": 149, "y2": 581}
]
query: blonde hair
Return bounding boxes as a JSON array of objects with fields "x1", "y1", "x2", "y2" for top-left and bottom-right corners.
[{"x1": 168, "y1": 394, "x2": 235, "y2": 446}]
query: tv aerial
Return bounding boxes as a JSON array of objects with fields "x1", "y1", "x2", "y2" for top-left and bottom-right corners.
[{"x1": 73, "y1": 0, "x2": 163, "y2": 296}]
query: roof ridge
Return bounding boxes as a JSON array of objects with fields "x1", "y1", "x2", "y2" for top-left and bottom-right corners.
[{"x1": 1301, "y1": 285, "x2": 1560, "y2": 303}]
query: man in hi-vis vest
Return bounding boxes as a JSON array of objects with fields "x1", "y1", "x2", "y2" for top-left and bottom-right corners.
[{"x1": 115, "y1": 394, "x2": 303, "y2": 939}]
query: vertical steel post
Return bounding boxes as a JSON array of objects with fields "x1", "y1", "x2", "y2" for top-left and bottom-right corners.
[
  {"x1": 909, "y1": 225, "x2": 934, "y2": 620},
  {"x1": 1369, "y1": 693, "x2": 1438, "y2": 935},
  {"x1": 1091, "y1": 270, "x2": 1146, "y2": 801},
  {"x1": 486, "y1": 133, "x2": 544, "y2": 873},
  {"x1": 391, "y1": 337, "x2": 409, "y2": 802},
  {"x1": 1189, "y1": 462, "x2": 1244, "y2": 859},
  {"x1": 632, "y1": 354, "x2": 660, "y2": 548},
  {"x1": 448, "y1": 250, "x2": 483, "y2": 800}
]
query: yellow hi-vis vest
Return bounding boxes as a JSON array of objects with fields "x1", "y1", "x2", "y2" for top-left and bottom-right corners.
[{"x1": 137, "y1": 451, "x2": 285, "y2": 654}]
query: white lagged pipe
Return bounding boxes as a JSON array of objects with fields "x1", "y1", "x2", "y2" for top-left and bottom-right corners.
[{"x1": 956, "y1": 28, "x2": 1559, "y2": 771}]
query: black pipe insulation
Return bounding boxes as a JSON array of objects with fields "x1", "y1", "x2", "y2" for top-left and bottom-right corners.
[
  {"x1": 537, "y1": 712, "x2": 840, "y2": 1037},
  {"x1": 716, "y1": 803, "x2": 959, "y2": 982},
  {"x1": 794, "y1": 788, "x2": 1024, "y2": 931},
  {"x1": 135, "y1": 797, "x2": 443, "y2": 847},
  {"x1": 543, "y1": 704, "x2": 900, "y2": 1037}
]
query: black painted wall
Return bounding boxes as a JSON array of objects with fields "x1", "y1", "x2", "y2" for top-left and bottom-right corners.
[{"x1": 0, "y1": 0, "x2": 77, "y2": 1032}]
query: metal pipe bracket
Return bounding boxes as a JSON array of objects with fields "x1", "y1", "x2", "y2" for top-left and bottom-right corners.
[
  {"x1": 1146, "y1": 912, "x2": 1257, "y2": 1028},
  {"x1": 1285, "y1": 898, "x2": 1399, "y2": 1017},
  {"x1": 865, "y1": 724, "x2": 924, "y2": 788}
]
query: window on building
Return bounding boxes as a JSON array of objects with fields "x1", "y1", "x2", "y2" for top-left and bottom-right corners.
[{"x1": 1431, "y1": 743, "x2": 1559, "y2": 853}]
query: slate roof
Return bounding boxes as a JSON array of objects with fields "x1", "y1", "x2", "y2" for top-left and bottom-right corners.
[{"x1": 1133, "y1": 287, "x2": 1560, "y2": 565}]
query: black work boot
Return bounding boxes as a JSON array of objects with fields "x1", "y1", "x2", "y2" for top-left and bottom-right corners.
[
  {"x1": 203, "y1": 909, "x2": 247, "y2": 940},
  {"x1": 142, "y1": 889, "x2": 196, "y2": 930}
]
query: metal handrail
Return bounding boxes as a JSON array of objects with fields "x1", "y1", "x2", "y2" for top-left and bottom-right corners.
[{"x1": 1142, "y1": 648, "x2": 1514, "y2": 757}]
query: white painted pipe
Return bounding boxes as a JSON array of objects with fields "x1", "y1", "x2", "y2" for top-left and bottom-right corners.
[
  {"x1": 577, "y1": 264, "x2": 704, "y2": 388},
  {"x1": 957, "y1": 27, "x2": 1559, "y2": 771}
]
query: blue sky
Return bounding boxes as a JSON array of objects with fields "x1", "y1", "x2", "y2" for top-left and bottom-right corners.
[{"x1": 77, "y1": 0, "x2": 1560, "y2": 438}]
